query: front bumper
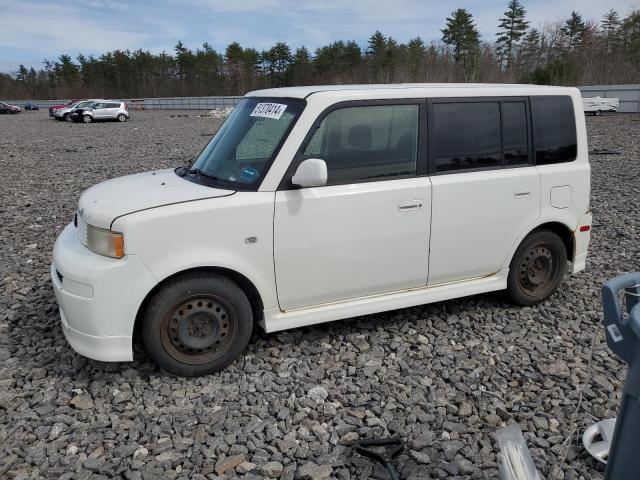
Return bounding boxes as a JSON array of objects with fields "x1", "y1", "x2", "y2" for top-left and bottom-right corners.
[{"x1": 51, "y1": 223, "x2": 157, "y2": 362}]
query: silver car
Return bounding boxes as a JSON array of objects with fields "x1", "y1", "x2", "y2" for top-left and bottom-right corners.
[
  {"x1": 54, "y1": 100, "x2": 104, "y2": 121},
  {"x1": 80, "y1": 101, "x2": 130, "y2": 123}
]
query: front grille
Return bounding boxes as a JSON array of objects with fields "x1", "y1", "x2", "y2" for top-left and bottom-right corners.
[{"x1": 76, "y1": 213, "x2": 89, "y2": 246}]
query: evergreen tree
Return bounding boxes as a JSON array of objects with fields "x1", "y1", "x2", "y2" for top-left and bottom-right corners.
[
  {"x1": 16, "y1": 65, "x2": 28, "y2": 82},
  {"x1": 562, "y1": 11, "x2": 586, "y2": 50},
  {"x1": 407, "y1": 37, "x2": 426, "y2": 79},
  {"x1": 518, "y1": 28, "x2": 542, "y2": 72},
  {"x1": 56, "y1": 55, "x2": 80, "y2": 85},
  {"x1": 495, "y1": 0, "x2": 529, "y2": 69},
  {"x1": 621, "y1": 10, "x2": 640, "y2": 65},
  {"x1": 441, "y1": 9, "x2": 480, "y2": 64},
  {"x1": 263, "y1": 42, "x2": 292, "y2": 86},
  {"x1": 288, "y1": 46, "x2": 313, "y2": 84},
  {"x1": 367, "y1": 31, "x2": 387, "y2": 56},
  {"x1": 601, "y1": 9, "x2": 622, "y2": 52}
]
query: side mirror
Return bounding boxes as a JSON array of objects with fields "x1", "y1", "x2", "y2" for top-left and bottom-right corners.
[{"x1": 291, "y1": 158, "x2": 327, "y2": 188}]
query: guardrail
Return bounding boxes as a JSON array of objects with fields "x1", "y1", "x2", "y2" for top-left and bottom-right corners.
[
  {"x1": 578, "y1": 85, "x2": 640, "y2": 113},
  {"x1": 0, "y1": 96, "x2": 244, "y2": 110},
  {"x1": 4, "y1": 86, "x2": 640, "y2": 112}
]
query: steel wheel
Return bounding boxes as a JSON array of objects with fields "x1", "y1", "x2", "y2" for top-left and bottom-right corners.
[
  {"x1": 517, "y1": 244, "x2": 558, "y2": 297},
  {"x1": 507, "y1": 230, "x2": 567, "y2": 305},
  {"x1": 160, "y1": 295, "x2": 237, "y2": 365}
]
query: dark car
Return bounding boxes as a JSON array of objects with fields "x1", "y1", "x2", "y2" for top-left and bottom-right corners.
[
  {"x1": 24, "y1": 103, "x2": 39, "y2": 110},
  {"x1": 0, "y1": 102, "x2": 22, "y2": 114}
]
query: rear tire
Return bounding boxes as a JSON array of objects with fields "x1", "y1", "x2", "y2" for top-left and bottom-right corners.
[
  {"x1": 141, "y1": 272, "x2": 253, "y2": 376},
  {"x1": 506, "y1": 230, "x2": 567, "y2": 306},
  {"x1": 117, "y1": 114, "x2": 127, "y2": 122},
  {"x1": 63, "y1": 113, "x2": 70, "y2": 122},
  {"x1": 83, "y1": 114, "x2": 93, "y2": 123}
]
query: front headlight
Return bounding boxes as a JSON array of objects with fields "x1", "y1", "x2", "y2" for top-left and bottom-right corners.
[{"x1": 82, "y1": 221, "x2": 125, "y2": 258}]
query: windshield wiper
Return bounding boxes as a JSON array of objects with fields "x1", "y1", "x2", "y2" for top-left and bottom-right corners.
[{"x1": 185, "y1": 167, "x2": 221, "y2": 181}]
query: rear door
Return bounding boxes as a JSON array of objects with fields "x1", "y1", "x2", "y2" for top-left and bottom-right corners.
[
  {"x1": 427, "y1": 98, "x2": 541, "y2": 285},
  {"x1": 106, "y1": 102, "x2": 121, "y2": 118},
  {"x1": 274, "y1": 101, "x2": 432, "y2": 310}
]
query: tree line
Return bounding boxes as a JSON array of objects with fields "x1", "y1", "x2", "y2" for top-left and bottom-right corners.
[{"x1": 1, "y1": 1, "x2": 639, "y2": 100}]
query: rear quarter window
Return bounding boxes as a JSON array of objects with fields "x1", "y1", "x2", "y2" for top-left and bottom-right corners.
[{"x1": 531, "y1": 96, "x2": 577, "y2": 165}]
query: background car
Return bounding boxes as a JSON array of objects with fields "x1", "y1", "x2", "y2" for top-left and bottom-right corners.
[
  {"x1": 56, "y1": 99, "x2": 103, "y2": 122},
  {"x1": 24, "y1": 103, "x2": 39, "y2": 110},
  {"x1": 53, "y1": 99, "x2": 92, "y2": 121},
  {"x1": 0, "y1": 102, "x2": 22, "y2": 114},
  {"x1": 69, "y1": 101, "x2": 97, "y2": 122},
  {"x1": 76, "y1": 101, "x2": 129, "y2": 123},
  {"x1": 49, "y1": 99, "x2": 80, "y2": 117}
]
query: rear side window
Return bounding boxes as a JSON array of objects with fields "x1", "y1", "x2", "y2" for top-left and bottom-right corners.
[
  {"x1": 531, "y1": 96, "x2": 577, "y2": 164},
  {"x1": 432, "y1": 102, "x2": 502, "y2": 172},
  {"x1": 107, "y1": 103, "x2": 120, "y2": 108},
  {"x1": 302, "y1": 104, "x2": 419, "y2": 184}
]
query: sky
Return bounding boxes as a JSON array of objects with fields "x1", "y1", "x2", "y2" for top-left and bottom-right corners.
[{"x1": 0, "y1": 0, "x2": 638, "y2": 73}]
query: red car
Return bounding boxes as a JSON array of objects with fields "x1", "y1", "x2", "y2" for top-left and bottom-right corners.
[
  {"x1": 49, "y1": 99, "x2": 82, "y2": 117},
  {"x1": 0, "y1": 102, "x2": 22, "y2": 114}
]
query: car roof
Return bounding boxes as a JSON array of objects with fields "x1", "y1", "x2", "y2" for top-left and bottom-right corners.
[{"x1": 246, "y1": 83, "x2": 577, "y2": 99}]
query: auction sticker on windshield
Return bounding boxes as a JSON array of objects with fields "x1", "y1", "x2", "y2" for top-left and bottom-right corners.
[{"x1": 250, "y1": 102, "x2": 287, "y2": 120}]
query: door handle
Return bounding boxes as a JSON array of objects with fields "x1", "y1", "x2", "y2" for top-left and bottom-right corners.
[
  {"x1": 397, "y1": 200, "x2": 423, "y2": 211},
  {"x1": 514, "y1": 189, "x2": 531, "y2": 199}
]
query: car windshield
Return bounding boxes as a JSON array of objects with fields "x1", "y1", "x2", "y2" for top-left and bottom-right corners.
[{"x1": 188, "y1": 97, "x2": 305, "y2": 189}]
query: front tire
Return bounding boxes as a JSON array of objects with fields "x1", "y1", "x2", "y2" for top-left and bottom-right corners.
[
  {"x1": 506, "y1": 230, "x2": 567, "y2": 306},
  {"x1": 83, "y1": 114, "x2": 93, "y2": 123},
  {"x1": 141, "y1": 272, "x2": 253, "y2": 376}
]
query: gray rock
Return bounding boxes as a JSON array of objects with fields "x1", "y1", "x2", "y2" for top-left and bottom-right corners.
[
  {"x1": 297, "y1": 462, "x2": 333, "y2": 480},
  {"x1": 307, "y1": 386, "x2": 328, "y2": 403},
  {"x1": 236, "y1": 461, "x2": 257, "y2": 474},
  {"x1": 262, "y1": 461, "x2": 284, "y2": 478}
]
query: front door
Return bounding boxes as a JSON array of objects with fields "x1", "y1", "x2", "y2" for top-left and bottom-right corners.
[{"x1": 274, "y1": 102, "x2": 431, "y2": 310}]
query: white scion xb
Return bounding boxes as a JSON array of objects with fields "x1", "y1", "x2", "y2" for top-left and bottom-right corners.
[{"x1": 52, "y1": 84, "x2": 592, "y2": 376}]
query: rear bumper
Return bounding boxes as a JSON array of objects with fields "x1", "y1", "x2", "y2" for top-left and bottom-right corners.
[
  {"x1": 51, "y1": 223, "x2": 157, "y2": 362},
  {"x1": 572, "y1": 212, "x2": 592, "y2": 274}
]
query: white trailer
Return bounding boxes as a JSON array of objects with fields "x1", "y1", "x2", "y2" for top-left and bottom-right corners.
[{"x1": 582, "y1": 96, "x2": 619, "y2": 115}]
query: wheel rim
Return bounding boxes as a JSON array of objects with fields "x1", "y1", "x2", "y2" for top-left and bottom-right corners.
[
  {"x1": 160, "y1": 295, "x2": 237, "y2": 365},
  {"x1": 118, "y1": 114, "x2": 125, "y2": 121},
  {"x1": 84, "y1": 115, "x2": 91, "y2": 123},
  {"x1": 517, "y1": 244, "x2": 558, "y2": 297}
]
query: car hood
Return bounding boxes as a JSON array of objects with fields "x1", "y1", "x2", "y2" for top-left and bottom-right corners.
[{"x1": 78, "y1": 169, "x2": 234, "y2": 229}]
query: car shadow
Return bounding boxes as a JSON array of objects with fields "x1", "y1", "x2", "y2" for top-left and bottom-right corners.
[{"x1": 8, "y1": 275, "x2": 513, "y2": 381}]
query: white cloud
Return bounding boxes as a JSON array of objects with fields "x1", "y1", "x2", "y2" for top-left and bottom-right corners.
[{"x1": 0, "y1": 0, "x2": 147, "y2": 56}]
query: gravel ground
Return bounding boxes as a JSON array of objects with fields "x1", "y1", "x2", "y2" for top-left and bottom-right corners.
[{"x1": 0, "y1": 110, "x2": 639, "y2": 480}]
